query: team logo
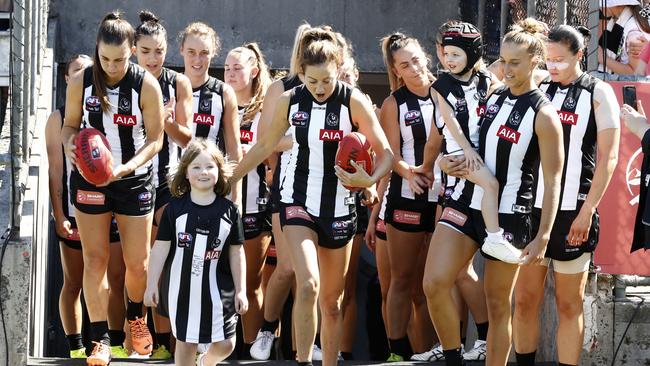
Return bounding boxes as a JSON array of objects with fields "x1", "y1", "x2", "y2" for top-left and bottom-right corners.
[
  {"x1": 445, "y1": 187, "x2": 454, "y2": 198},
  {"x1": 243, "y1": 216, "x2": 257, "y2": 225},
  {"x1": 85, "y1": 96, "x2": 101, "y2": 112},
  {"x1": 477, "y1": 89, "x2": 487, "y2": 101},
  {"x1": 177, "y1": 232, "x2": 192, "y2": 248},
  {"x1": 545, "y1": 93, "x2": 553, "y2": 101},
  {"x1": 497, "y1": 125, "x2": 520, "y2": 143},
  {"x1": 563, "y1": 96, "x2": 576, "y2": 110},
  {"x1": 626, "y1": 147, "x2": 643, "y2": 206},
  {"x1": 319, "y1": 129, "x2": 343, "y2": 141},
  {"x1": 503, "y1": 232, "x2": 514, "y2": 243},
  {"x1": 291, "y1": 111, "x2": 309, "y2": 127},
  {"x1": 508, "y1": 110, "x2": 521, "y2": 126},
  {"x1": 118, "y1": 97, "x2": 131, "y2": 113},
  {"x1": 326, "y1": 112, "x2": 339, "y2": 127},
  {"x1": 404, "y1": 110, "x2": 422, "y2": 126},
  {"x1": 210, "y1": 238, "x2": 222, "y2": 249},
  {"x1": 138, "y1": 192, "x2": 152, "y2": 202},
  {"x1": 200, "y1": 99, "x2": 211, "y2": 112}
]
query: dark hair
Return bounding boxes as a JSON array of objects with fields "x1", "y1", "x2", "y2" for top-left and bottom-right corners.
[
  {"x1": 135, "y1": 10, "x2": 167, "y2": 44},
  {"x1": 547, "y1": 25, "x2": 586, "y2": 55},
  {"x1": 297, "y1": 27, "x2": 343, "y2": 73},
  {"x1": 64, "y1": 54, "x2": 92, "y2": 76},
  {"x1": 380, "y1": 32, "x2": 429, "y2": 91},
  {"x1": 93, "y1": 11, "x2": 135, "y2": 112},
  {"x1": 170, "y1": 139, "x2": 232, "y2": 197}
]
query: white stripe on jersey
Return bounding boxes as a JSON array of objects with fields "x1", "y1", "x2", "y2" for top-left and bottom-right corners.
[
  {"x1": 190, "y1": 89, "x2": 223, "y2": 143},
  {"x1": 168, "y1": 213, "x2": 188, "y2": 338},
  {"x1": 242, "y1": 111, "x2": 264, "y2": 214},
  {"x1": 442, "y1": 86, "x2": 482, "y2": 153},
  {"x1": 153, "y1": 82, "x2": 179, "y2": 187},
  {"x1": 208, "y1": 217, "x2": 232, "y2": 342},
  {"x1": 185, "y1": 232, "x2": 208, "y2": 342}
]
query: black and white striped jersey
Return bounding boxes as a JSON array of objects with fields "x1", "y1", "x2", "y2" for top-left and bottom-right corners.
[
  {"x1": 153, "y1": 67, "x2": 179, "y2": 188},
  {"x1": 81, "y1": 63, "x2": 151, "y2": 178},
  {"x1": 534, "y1": 74, "x2": 603, "y2": 211},
  {"x1": 58, "y1": 105, "x2": 75, "y2": 218},
  {"x1": 453, "y1": 87, "x2": 550, "y2": 214},
  {"x1": 239, "y1": 108, "x2": 268, "y2": 214},
  {"x1": 386, "y1": 86, "x2": 438, "y2": 202},
  {"x1": 271, "y1": 75, "x2": 303, "y2": 195},
  {"x1": 280, "y1": 81, "x2": 356, "y2": 217},
  {"x1": 432, "y1": 70, "x2": 490, "y2": 154},
  {"x1": 191, "y1": 76, "x2": 225, "y2": 152},
  {"x1": 157, "y1": 194, "x2": 244, "y2": 343}
]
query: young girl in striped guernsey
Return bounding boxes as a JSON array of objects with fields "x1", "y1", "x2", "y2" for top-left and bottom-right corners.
[{"x1": 144, "y1": 139, "x2": 248, "y2": 366}]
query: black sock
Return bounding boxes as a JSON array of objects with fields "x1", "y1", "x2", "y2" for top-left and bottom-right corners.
[
  {"x1": 126, "y1": 299, "x2": 144, "y2": 321},
  {"x1": 298, "y1": 362, "x2": 312, "y2": 366},
  {"x1": 388, "y1": 336, "x2": 412, "y2": 359},
  {"x1": 90, "y1": 321, "x2": 110, "y2": 346},
  {"x1": 558, "y1": 363, "x2": 576, "y2": 366},
  {"x1": 476, "y1": 321, "x2": 489, "y2": 341},
  {"x1": 261, "y1": 318, "x2": 279, "y2": 333},
  {"x1": 515, "y1": 350, "x2": 536, "y2": 366},
  {"x1": 108, "y1": 330, "x2": 125, "y2": 347},
  {"x1": 314, "y1": 333, "x2": 321, "y2": 347},
  {"x1": 341, "y1": 351, "x2": 354, "y2": 360},
  {"x1": 461, "y1": 337, "x2": 467, "y2": 347},
  {"x1": 460, "y1": 321, "x2": 466, "y2": 346},
  {"x1": 156, "y1": 332, "x2": 171, "y2": 349},
  {"x1": 442, "y1": 348, "x2": 462, "y2": 366},
  {"x1": 66, "y1": 333, "x2": 84, "y2": 351}
]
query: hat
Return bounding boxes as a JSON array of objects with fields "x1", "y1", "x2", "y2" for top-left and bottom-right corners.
[
  {"x1": 442, "y1": 22, "x2": 483, "y2": 76},
  {"x1": 601, "y1": 0, "x2": 640, "y2": 7}
]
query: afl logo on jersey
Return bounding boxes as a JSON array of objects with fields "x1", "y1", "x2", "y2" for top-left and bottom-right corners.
[
  {"x1": 563, "y1": 96, "x2": 576, "y2": 110},
  {"x1": 200, "y1": 99, "x2": 211, "y2": 112},
  {"x1": 404, "y1": 110, "x2": 422, "y2": 126},
  {"x1": 326, "y1": 112, "x2": 339, "y2": 127},
  {"x1": 291, "y1": 111, "x2": 309, "y2": 127},
  {"x1": 508, "y1": 110, "x2": 522, "y2": 126},
  {"x1": 178, "y1": 232, "x2": 192, "y2": 248},
  {"x1": 485, "y1": 104, "x2": 500, "y2": 119},
  {"x1": 85, "y1": 96, "x2": 101, "y2": 113}
]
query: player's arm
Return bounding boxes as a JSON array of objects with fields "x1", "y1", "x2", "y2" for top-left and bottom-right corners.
[
  {"x1": 257, "y1": 79, "x2": 294, "y2": 153},
  {"x1": 45, "y1": 110, "x2": 72, "y2": 237},
  {"x1": 222, "y1": 83, "x2": 243, "y2": 208},
  {"x1": 435, "y1": 90, "x2": 483, "y2": 171},
  {"x1": 61, "y1": 71, "x2": 85, "y2": 167},
  {"x1": 165, "y1": 73, "x2": 193, "y2": 148},
  {"x1": 231, "y1": 92, "x2": 291, "y2": 184},
  {"x1": 144, "y1": 239, "x2": 170, "y2": 307}
]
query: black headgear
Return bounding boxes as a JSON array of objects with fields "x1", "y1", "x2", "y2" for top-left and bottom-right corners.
[{"x1": 441, "y1": 22, "x2": 483, "y2": 76}]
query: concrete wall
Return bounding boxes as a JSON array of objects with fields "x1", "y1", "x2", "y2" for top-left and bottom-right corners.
[{"x1": 48, "y1": 0, "x2": 457, "y2": 71}]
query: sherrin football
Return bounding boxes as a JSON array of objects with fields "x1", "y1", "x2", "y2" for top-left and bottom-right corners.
[
  {"x1": 335, "y1": 132, "x2": 374, "y2": 192},
  {"x1": 75, "y1": 128, "x2": 113, "y2": 185}
]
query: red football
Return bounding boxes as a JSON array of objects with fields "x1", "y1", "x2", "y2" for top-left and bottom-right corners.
[
  {"x1": 335, "y1": 132, "x2": 374, "y2": 191},
  {"x1": 75, "y1": 128, "x2": 113, "y2": 185}
]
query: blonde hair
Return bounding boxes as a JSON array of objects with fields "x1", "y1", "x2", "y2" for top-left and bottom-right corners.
[
  {"x1": 228, "y1": 43, "x2": 272, "y2": 124},
  {"x1": 381, "y1": 32, "x2": 429, "y2": 92},
  {"x1": 170, "y1": 139, "x2": 232, "y2": 197},
  {"x1": 179, "y1": 22, "x2": 221, "y2": 57},
  {"x1": 503, "y1": 18, "x2": 548, "y2": 65},
  {"x1": 289, "y1": 23, "x2": 313, "y2": 76}
]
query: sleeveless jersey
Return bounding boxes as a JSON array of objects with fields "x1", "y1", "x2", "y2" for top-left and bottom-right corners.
[
  {"x1": 239, "y1": 107, "x2": 268, "y2": 214},
  {"x1": 386, "y1": 86, "x2": 438, "y2": 202},
  {"x1": 534, "y1": 74, "x2": 598, "y2": 211},
  {"x1": 432, "y1": 70, "x2": 490, "y2": 154},
  {"x1": 272, "y1": 75, "x2": 303, "y2": 195},
  {"x1": 280, "y1": 81, "x2": 356, "y2": 217},
  {"x1": 58, "y1": 105, "x2": 74, "y2": 218},
  {"x1": 153, "y1": 67, "x2": 179, "y2": 188},
  {"x1": 191, "y1": 76, "x2": 225, "y2": 152},
  {"x1": 81, "y1": 63, "x2": 151, "y2": 177},
  {"x1": 453, "y1": 87, "x2": 550, "y2": 214}
]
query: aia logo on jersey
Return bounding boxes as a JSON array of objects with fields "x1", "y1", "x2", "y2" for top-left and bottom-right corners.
[
  {"x1": 177, "y1": 232, "x2": 192, "y2": 248},
  {"x1": 476, "y1": 105, "x2": 486, "y2": 117},
  {"x1": 114, "y1": 114, "x2": 137, "y2": 126},
  {"x1": 240, "y1": 129, "x2": 254, "y2": 142},
  {"x1": 404, "y1": 110, "x2": 422, "y2": 126},
  {"x1": 497, "y1": 125, "x2": 521, "y2": 144},
  {"x1": 199, "y1": 99, "x2": 211, "y2": 112},
  {"x1": 194, "y1": 113, "x2": 214, "y2": 125},
  {"x1": 326, "y1": 112, "x2": 339, "y2": 127},
  {"x1": 85, "y1": 96, "x2": 101, "y2": 112},
  {"x1": 118, "y1": 98, "x2": 131, "y2": 113},
  {"x1": 557, "y1": 110, "x2": 578, "y2": 125},
  {"x1": 485, "y1": 104, "x2": 500, "y2": 119},
  {"x1": 319, "y1": 129, "x2": 343, "y2": 141},
  {"x1": 205, "y1": 249, "x2": 221, "y2": 260},
  {"x1": 563, "y1": 96, "x2": 576, "y2": 110},
  {"x1": 291, "y1": 111, "x2": 309, "y2": 127}
]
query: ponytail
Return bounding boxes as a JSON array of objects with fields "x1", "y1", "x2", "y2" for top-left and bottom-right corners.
[{"x1": 230, "y1": 43, "x2": 272, "y2": 124}]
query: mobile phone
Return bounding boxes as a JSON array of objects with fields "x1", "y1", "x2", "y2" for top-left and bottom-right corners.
[{"x1": 623, "y1": 85, "x2": 638, "y2": 110}]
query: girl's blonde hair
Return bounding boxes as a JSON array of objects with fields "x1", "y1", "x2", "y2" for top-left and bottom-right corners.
[
  {"x1": 170, "y1": 139, "x2": 232, "y2": 197},
  {"x1": 503, "y1": 18, "x2": 548, "y2": 65},
  {"x1": 179, "y1": 21, "x2": 221, "y2": 57},
  {"x1": 228, "y1": 42, "x2": 272, "y2": 124}
]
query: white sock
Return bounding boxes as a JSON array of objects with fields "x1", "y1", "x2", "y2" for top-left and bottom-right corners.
[{"x1": 486, "y1": 228, "x2": 504, "y2": 243}]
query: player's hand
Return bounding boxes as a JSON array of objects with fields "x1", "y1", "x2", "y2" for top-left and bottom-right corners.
[
  {"x1": 439, "y1": 155, "x2": 468, "y2": 178},
  {"x1": 64, "y1": 134, "x2": 79, "y2": 168},
  {"x1": 406, "y1": 167, "x2": 432, "y2": 195},
  {"x1": 567, "y1": 206, "x2": 594, "y2": 246},
  {"x1": 96, "y1": 162, "x2": 126, "y2": 187},
  {"x1": 463, "y1": 148, "x2": 484, "y2": 172},
  {"x1": 235, "y1": 291, "x2": 248, "y2": 315},
  {"x1": 361, "y1": 186, "x2": 378, "y2": 207},
  {"x1": 54, "y1": 215, "x2": 74, "y2": 238},
  {"x1": 163, "y1": 96, "x2": 176, "y2": 125},
  {"x1": 411, "y1": 165, "x2": 435, "y2": 189},
  {"x1": 365, "y1": 220, "x2": 377, "y2": 253},
  {"x1": 334, "y1": 161, "x2": 373, "y2": 188},
  {"x1": 143, "y1": 285, "x2": 159, "y2": 307},
  {"x1": 520, "y1": 236, "x2": 548, "y2": 265}
]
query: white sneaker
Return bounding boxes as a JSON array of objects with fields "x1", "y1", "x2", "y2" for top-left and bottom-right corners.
[
  {"x1": 411, "y1": 343, "x2": 445, "y2": 361},
  {"x1": 196, "y1": 343, "x2": 210, "y2": 354},
  {"x1": 250, "y1": 330, "x2": 275, "y2": 360},
  {"x1": 463, "y1": 340, "x2": 487, "y2": 361},
  {"x1": 128, "y1": 351, "x2": 150, "y2": 359},
  {"x1": 312, "y1": 344, "x2": 323, "y2": 361},
  {"x1": 482, "y1": 236, "x2": 523, "y2": 264},
  {"x1": 196, "y1": 351, "x2": 206, "y2": 366}
]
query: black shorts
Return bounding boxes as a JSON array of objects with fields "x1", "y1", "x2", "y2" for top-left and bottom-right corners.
[
  {"x1": 532, "y1": 208, "x2": 599, "y2": 261},
  {"x1": 154, "y1": 183, "x2": 172, "y2": 214},
  {"x1": 279, "y1": 203, "x2": 357, "y2": 249},
  {"x1": 438, "y1": 199, "x2": 532, "y2": 261},
  {"x1": 55, "y1": 216, "x2": 121, "y2": 250},
  {"x1": 355, "y1": 194, "x2": 370, "y2": 234},
  {"x1": 270, "y1": 184, "x2": 281, "y2": 214},
  {"x1": 71, "y1": 170, "x2": 155, "y2": 216},
  {"x1": 242, "y1": 211, "x2": 272, "y2": 240},
  {"x1": 375, "y1": 218, "x2": 387, "y2": 241},
  {"x1": 385, "y1": 195, "x2": 437, "y2": 233},
  {"x1": 265, "y1": 243, "x2": 277, "y2": 266}
]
